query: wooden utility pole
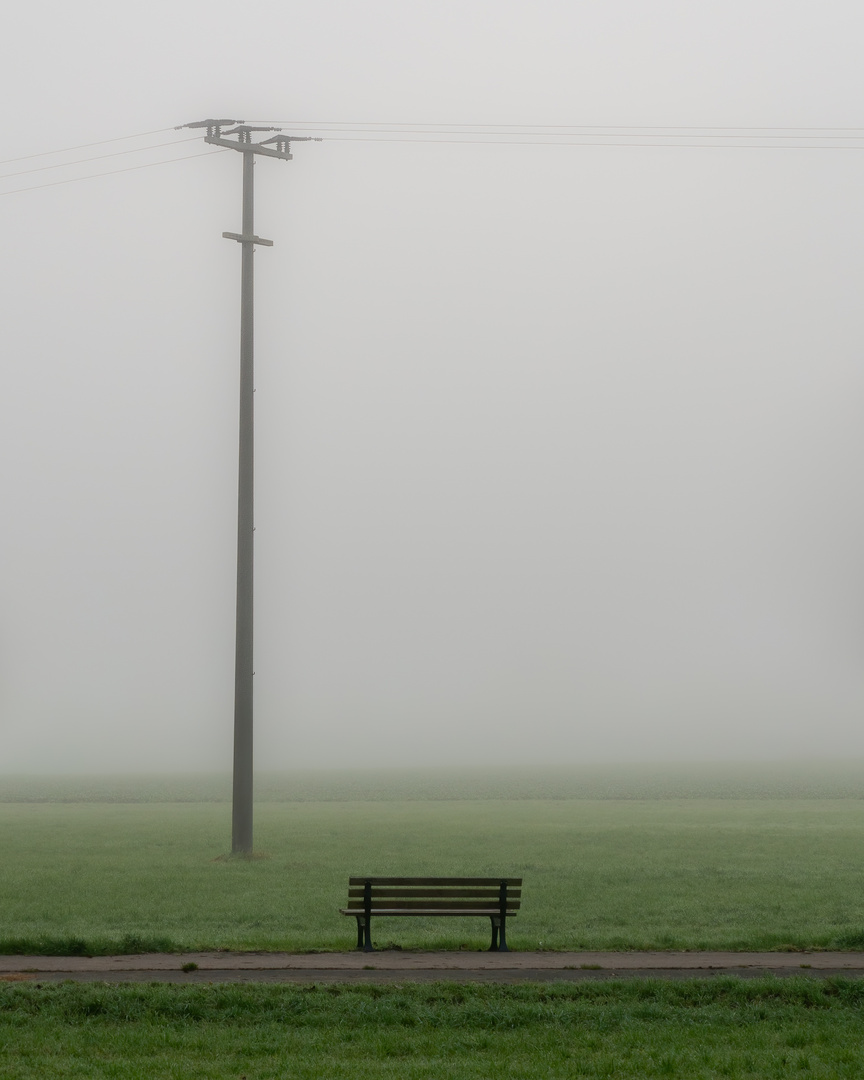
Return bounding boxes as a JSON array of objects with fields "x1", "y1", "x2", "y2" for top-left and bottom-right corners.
[{"x1": 180, "y1": 119, "x2": 316, "y2": 853}]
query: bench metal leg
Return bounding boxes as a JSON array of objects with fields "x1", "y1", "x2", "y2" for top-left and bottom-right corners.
[
  {"x1": 361, "y1": 879, "x2": 374, "y2": 951},
  {"x1": 490, "y1": 915, "x2": 510, "y2": 952},
  {"x1": 355, "y1": 915, "x2": 374, "y2": 952},
  {"x1": 490, "y1": 880, "x2": 511, "y2": 951}
]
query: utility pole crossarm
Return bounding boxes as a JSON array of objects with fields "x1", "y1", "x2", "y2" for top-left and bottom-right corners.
[
  {"x1": 175, "y1": 118, "x2": 243, "y2": 129},
  {"x1": 222, "y1": 231, "x2": 274, "y2": 246},
  {"x1": 207, "y1": 136, "x2": 294, "y2": 160}
]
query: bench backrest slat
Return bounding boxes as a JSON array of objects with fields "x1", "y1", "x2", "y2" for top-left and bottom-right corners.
[{"x1": 348, "y1": 887, "x2": 521, "y2": 899}]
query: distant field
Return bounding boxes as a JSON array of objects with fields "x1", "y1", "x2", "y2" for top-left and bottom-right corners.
[
  {"x1": 1, "y1": 766, "x2": 863, "y2": 954},
  {"x1": 3, "y1": 979, "x2": 864, "y2": 1079},
  {"x1": 4, "y1": 761, "x2": 864, "y2": 802}
]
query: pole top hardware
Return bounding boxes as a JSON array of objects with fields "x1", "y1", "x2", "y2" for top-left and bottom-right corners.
[
  {"x1": 179, "y1": 119, "x2": 322, "y2": 158},
  {"x1": 205, "y1": 125, "x2": 293, "y2": 160},
  {"x1": 260, "y1": 134, "x2": 323, "y2": 154},
  {"x1": 178, "y1": 120, "x2": 321, "y2": 159}
]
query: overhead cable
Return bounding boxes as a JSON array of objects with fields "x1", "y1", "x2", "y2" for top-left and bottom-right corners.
[
  {"x1": 0, "y1": 150, "x2": 227, "y2": 197},
  {"x1": 255, "y1": 118, "x2": 864, "y2": 134},
  {"x1": 316, "y1": 135, "x2": 864, "y2": 149},
  {"x1": 0, "y1": 127, "x2": 178, "y2": 167},
  {"x1": 0, "y1": 137, "x2": 200, "y2": 182}
]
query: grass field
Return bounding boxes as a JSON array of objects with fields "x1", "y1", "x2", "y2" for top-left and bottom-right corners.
[
  {"x1": 2, "y1": 978, "x2": 864, "y2": 1079},
  {"x1": 2, "y1": 767, "x2": 864, "y2": 953},
  {"x1": 4, "y1": 761, "x2": 864, "y2": 803}
]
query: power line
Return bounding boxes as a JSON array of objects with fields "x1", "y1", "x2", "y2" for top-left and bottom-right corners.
[
  {"x1": 0, "y1": 149, "x2": 227, "y2": 197},
  {"x1": 5, "y1": 120, "x2": 864, "y2": 196},
  {"x1": 0, "y1": 137, "x2": 199, "y2": 182},
  {"x1": 0, "y1": 127, "x2": 178, "y2": 168},
  {"x1": 256, "y1": 118, "x2": 864, "y2": 133},
  {"x1": 6, "y1": 122, "x2": 864, "y2": 178},
  {"x1": 270, "y1": 127, "x2": 864, "y2": 141},
  {"x1": 315, "y1": 135, "x2": 864, "y2": 150},
  {"x1": 248, "y1": 119, "x2": 864, "y2": 149}
]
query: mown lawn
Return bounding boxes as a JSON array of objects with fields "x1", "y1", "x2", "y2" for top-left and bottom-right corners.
[
  {"x1": 2, "y1": 979, "x2": 864, "y2": 1079},
  {"x1": 1, "y1": 790, "x2": 864, "y2": 952}
]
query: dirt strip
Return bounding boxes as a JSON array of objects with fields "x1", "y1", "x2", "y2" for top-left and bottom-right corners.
[{"x1": 2, "y1": 951, "x2": 864, "y2": 983}]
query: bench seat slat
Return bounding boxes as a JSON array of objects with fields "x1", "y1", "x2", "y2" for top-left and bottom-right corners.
[
  {"x1": 343, "y1": 899, "x2": 520, "y2": 911},
  {"x1": 341, "y1": 908, "x2": 511, "y2": 917},
  {"x1": 348, "y1": 877, "x2": 521, "y2": 887},
  {"x1": 348, "y1": 887, "x2": 521, "y2": 899}
]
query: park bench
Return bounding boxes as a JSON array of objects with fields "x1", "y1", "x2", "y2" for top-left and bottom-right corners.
[{"x1": 341, "y1": 876, "x2": 522, "y2": 952}]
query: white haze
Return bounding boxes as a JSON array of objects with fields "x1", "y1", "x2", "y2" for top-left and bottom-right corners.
[{"x1": 2, "y1": 0, "x2": 864, "y2": 772}]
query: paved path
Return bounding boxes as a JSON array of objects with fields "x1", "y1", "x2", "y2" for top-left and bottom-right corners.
[{"x1": 2, "y1": 951, "x2": 864, "y2": 983}]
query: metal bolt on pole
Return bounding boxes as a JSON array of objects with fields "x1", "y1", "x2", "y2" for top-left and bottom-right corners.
[{"x1": 179, "y1": 119, "x2": 318, "y2": 853}]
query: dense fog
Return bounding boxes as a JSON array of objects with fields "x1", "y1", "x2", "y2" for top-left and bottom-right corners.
[{"x1": 2, "y1": 0, "x2": 864, "y2": 771}]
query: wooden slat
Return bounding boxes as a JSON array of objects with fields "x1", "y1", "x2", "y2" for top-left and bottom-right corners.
[
  {"x1": 348, "y1": 877, "x2": 521, "y2": 887},
  {"x1": 343, "y1": 899, "x2": 521, "y2": 911},
  {"x1": 341, "y1": 908, "x2": 519, "y2": 917},
  {"x1": 348, "y1": 887, "x2": 521, "y2": 899}
]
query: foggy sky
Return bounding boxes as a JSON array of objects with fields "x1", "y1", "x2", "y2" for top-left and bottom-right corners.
[{"x1": 3, "y1": 0, "x2": 864, "y2": 772}]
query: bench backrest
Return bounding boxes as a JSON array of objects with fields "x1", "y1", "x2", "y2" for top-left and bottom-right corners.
[{"x1": 345, "y1": 876, "x2": 522, "y2": 914}]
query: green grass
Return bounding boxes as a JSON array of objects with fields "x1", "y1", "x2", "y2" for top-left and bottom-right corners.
[
  {"x1": 2, "y1": 780, "x2": 864, "y2": 952},
  {"x1": 2, "y1": 979, "x2": 864, "y2": 1078}
]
